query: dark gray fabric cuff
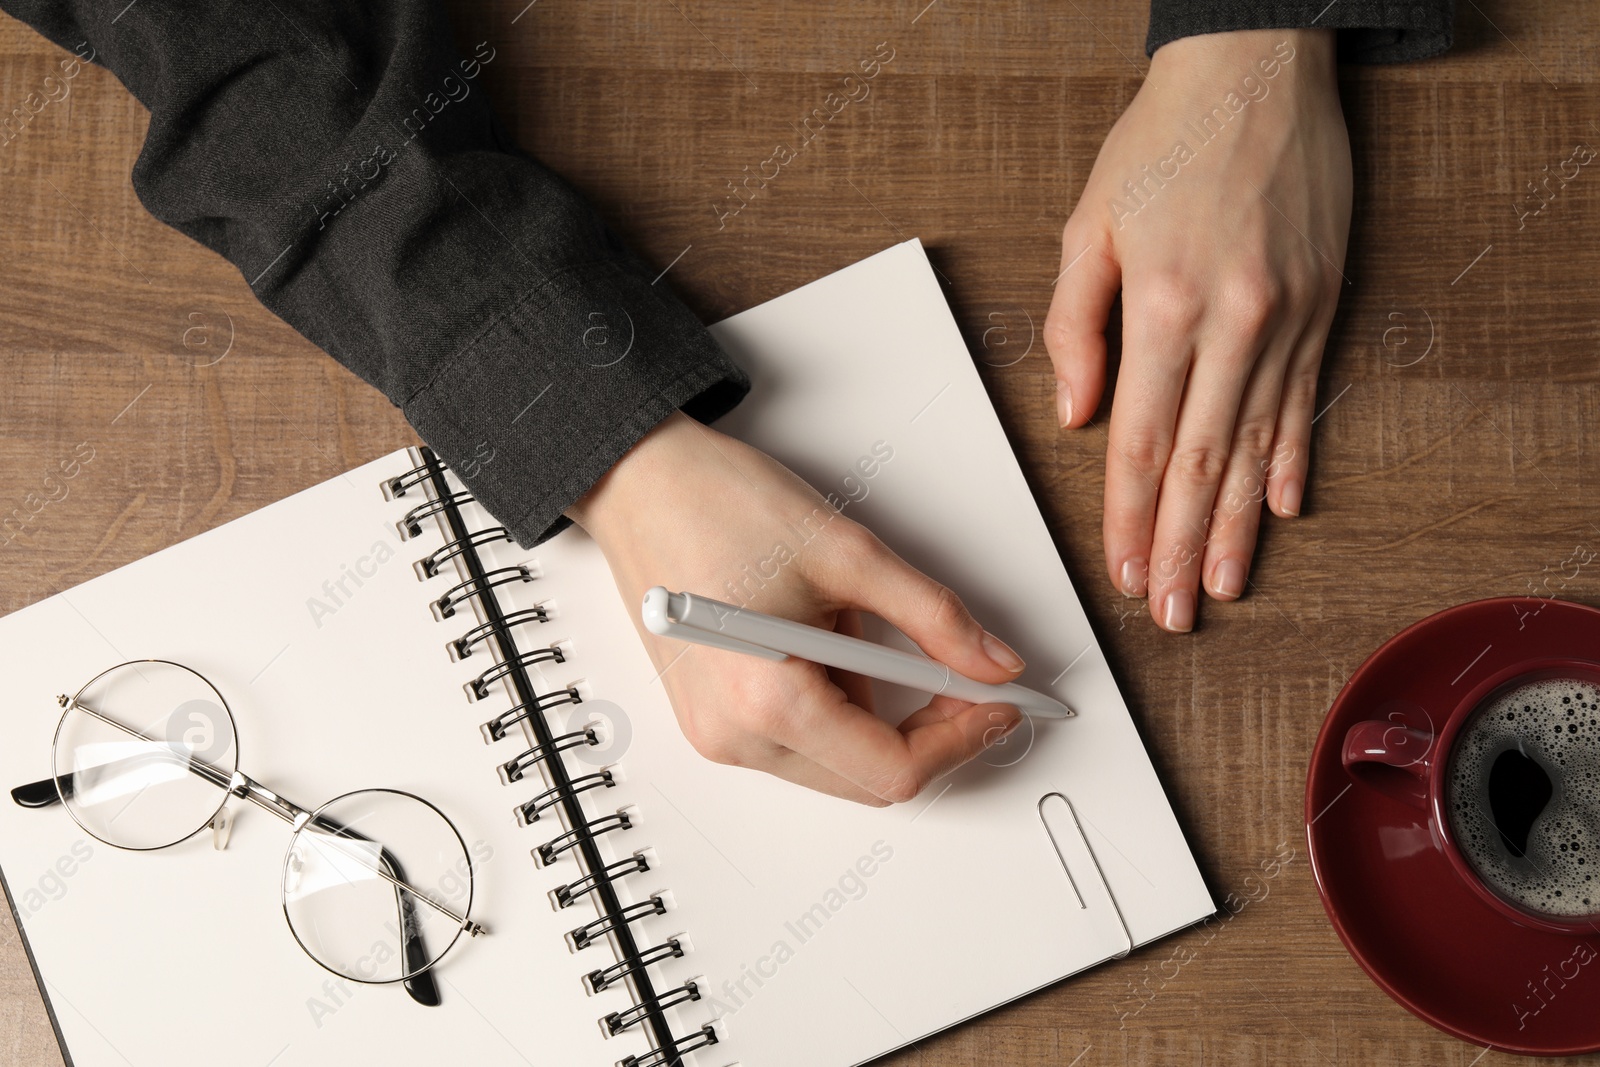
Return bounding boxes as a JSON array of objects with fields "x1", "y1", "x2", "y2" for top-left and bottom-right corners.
[
  {"x1": 404, "y1": 256, "x2": 749, "y2": 547},
  {"x1": 1146, "y1": 1, "x2": 1454, "y2": 62}
]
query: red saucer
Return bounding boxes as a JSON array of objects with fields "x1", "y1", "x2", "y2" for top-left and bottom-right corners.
[{"x1": 1305, "y1": 596, "x2": 1600, "y2": 1056}]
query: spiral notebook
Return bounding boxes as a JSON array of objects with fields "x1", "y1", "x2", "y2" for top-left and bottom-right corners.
[{"x1": 0, "y1": 239, "x2": 1213, "y2": 1067}]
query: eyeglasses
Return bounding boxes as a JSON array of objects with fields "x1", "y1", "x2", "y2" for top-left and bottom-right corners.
[{"x1": 9, "y1": 659, "x2": 486, "y2": 1007}]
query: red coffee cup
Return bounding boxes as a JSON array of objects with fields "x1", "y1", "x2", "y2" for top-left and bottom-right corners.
[{"x1": 1341, "y1": 657, "x2": 1600, "y2": 937}]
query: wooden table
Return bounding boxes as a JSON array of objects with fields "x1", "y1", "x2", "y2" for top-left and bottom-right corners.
[{"x1": 2, "y1": 1, "x2": 1597, "y2": 1063}]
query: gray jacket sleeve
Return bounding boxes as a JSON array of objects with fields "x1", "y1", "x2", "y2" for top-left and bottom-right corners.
[
  {"x1": 1148, "y1": 1, "x2": 1455, "y2": 62},
  {"x1": 0, "y1": 0, "x2": 750, "y2": 547}
]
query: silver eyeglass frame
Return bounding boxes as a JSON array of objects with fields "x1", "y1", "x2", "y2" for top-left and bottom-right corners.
[{"x1": 15, "y1": 658, "x2": 487, "y2": 1002}]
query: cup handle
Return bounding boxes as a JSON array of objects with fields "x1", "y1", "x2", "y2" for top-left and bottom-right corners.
[{"x1": 1341, "y1": 719, "x2": 1435, "y2": 810}]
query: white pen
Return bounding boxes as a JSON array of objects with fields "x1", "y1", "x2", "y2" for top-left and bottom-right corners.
[{"x1": 640, "y1": 587, "x2": 1074, "y2": 719}]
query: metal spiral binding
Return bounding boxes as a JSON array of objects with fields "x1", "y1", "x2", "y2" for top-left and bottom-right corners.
[
  {"x1": 568, "y1": 896, "x2": 666, "y2": 951},
  {"x1": 604, "y1": 982, "x2": 701, "y2": 1036},
  {"x1": 551, "y1": 851, "x2": 644, "y2": 905},
  {"x1": 481, "y1": 687, "x2": 583, "y2": 744},
  {"x1": 469, "y1": 648, "x2": 566, "y2": 699},
  {"x1": 622, "y1": 1027, "x2": 718, "y2": 1067},
  {"x1": 418, "y1": 526, "x2": 514, "y2": 577},
  {"x1": 382, "y1": 459, "x2": 436, "y2": 499},
  {"x1": 433, "y1": 565, "x2": 534, "y2": 619},
  {"x1": 498, "y1": 728, "x2": 602, "y2": 786},
  {"x1": 521, "y1": 771, "x2": 616, "y2": 827},
  {"x1": 399, "y1": 490, "x2": 474, "y2": 536},
  {"x1": 537, "y1": 811, "x2": 632, "y2": 865},
  {"x1": 391, "y1": 446, "x2": 716, "y2": 1067},
  {"x1": 452, "y1": 608, "x2": 548, "y2": 660},
  {"x1": 585, "y1": 939, "x2": 683, "y2": 993}
]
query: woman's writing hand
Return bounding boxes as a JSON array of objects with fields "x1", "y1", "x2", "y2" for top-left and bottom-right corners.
[{"x1": 567, "y1": 412, "x2": 1024, "y2": 804}]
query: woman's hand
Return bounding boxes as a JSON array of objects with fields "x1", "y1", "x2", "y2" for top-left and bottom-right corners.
[
  {"x1": 566, "y1": 412, "x2": 1025, "y2": 805},
  {"x1": 1045, "y1": 28, "x2": 1351, "y2": 631}
]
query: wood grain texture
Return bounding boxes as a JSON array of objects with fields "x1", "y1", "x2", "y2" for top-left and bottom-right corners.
[{"x1": 2, "y1": 1, "x2": 1598, "y2": 1064}]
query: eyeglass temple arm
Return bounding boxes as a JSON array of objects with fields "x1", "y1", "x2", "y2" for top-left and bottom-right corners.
[
  {"x1": 303, "y1": 809, "x2": 442, "y2": 1009},
  {"x1": 11, "y1": 776, "x2": 66, "y2": 808}
]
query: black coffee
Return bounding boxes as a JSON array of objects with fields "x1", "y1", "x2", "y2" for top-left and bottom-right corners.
[{"x1": 1445, "y1": 677, "x2": 1600, "y2": 918}]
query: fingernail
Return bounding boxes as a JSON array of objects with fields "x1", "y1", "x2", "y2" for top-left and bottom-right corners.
[
  {"x1": 1280, "y1": 479, "x2": 1303, "y2": 517},
  {"x1": 1212, "y1": 559, "x2": 1245, "y2": 599},
  {"x1": 1056, "y1": 379, "x2": 1074, "y2": 427},
  {"x1": 1001, "y1": 713, "x2": 1024, "y2": 736},
  {"x1": 1120, "y1": 558, "x2": 1148, "y2": 598},
  {"x1": 1161, "y1": 590, "x2": 1195, "y2": 633},
  {"x1": 981, "y1": 630, "x2": 1026, "y2": 673}
]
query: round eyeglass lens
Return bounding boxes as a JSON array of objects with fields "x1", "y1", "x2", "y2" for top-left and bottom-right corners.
[
  {"x1": 52, "y1": 660, "x2": 238, "y2": 850},
  {"x1": 282, "y1": 788, "x2": 475, "y2": 983}
]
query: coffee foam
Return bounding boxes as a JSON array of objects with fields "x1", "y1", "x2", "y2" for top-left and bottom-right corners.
[{"x1": 1446, "y1": 677, "x2": 1600, "y2": 918}]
